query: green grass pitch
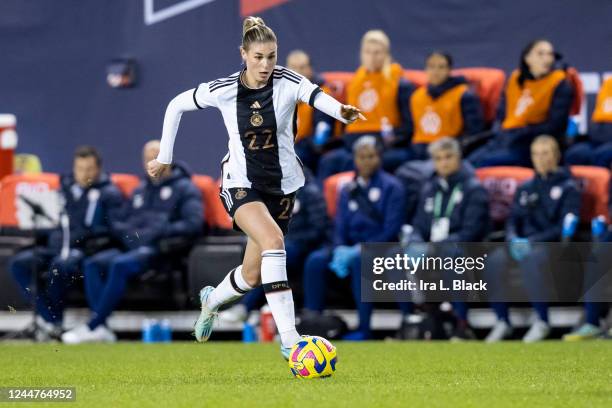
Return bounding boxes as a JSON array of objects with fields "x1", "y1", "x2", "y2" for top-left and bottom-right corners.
[{"x1": 1, "y1": 341, "x2": 611, "y2": 407}]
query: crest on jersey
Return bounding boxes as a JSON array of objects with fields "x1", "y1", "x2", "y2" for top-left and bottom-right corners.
[
  {"x1": 420, "y1": 108, "x2": 442, "y2": 135},
  {"x1": 603, "y1": 97, "x2": 612, "y2": 114},
  {"x1": 357, "y1": 88, "x2": 379, "y2": 113},
  {"x1": 250, "y1": 112, "x2": 264, "y2": 127},
  {"x1": 515, "y1": 89, "x2": 534, "y2": 117},
  {"x1": 235, "y1": 188, "x2": 247, "y2": 200}
]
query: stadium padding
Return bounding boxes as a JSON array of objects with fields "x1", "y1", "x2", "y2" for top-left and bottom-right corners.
[{"x1": 323, "y1": 170, "x2": 355, "y2": 218}]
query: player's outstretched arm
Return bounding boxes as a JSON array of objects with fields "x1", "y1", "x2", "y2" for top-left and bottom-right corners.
[
  {"x1": 312, "y1": 91, "x2": 366, "y2": 124},
  {"x1": 148, "y1": 89, "x2": 199, "y2": 179}
]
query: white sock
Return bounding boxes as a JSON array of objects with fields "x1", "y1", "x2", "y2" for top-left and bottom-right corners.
[
  {"x1": 206, "y1": 265, "x2": 253, "y2": 310},
  {"x1": 260, "y1": 249, "x2": 301, "y2": 348}
]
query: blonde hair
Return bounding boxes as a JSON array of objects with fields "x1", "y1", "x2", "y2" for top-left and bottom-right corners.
[
  {"x1": 361, "y1": 30, "x2": 393, "y2": 78},
  {"x1": 286, "y1": 49, "x2": 309, "y2": 65},
  {"x1": 242, "y1": 16, "x2": 277, "y2": 51}
]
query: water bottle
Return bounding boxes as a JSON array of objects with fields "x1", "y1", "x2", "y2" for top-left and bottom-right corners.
[
  {"x1": 566, "y1": 117, "x2": 579, "y2": 138},
  {"x1": 259, "y1": 305, "x2": 276, "y2": 343},
  {"x1": 242, "y1": 322, "x2": 257, "y2": 343},
  {"x1": 313, "y1": 121, "x2": 332, "y2": 146},
  {"x1": 562, "y1": 213, "x2": 578, "y2": 241},
  {"x1": 142, "y1": 319, "x2": 155, "y2": 343},
  {"x1": 400, "y1": 224, "x2": 414, "y2": 248},
  {"x1": 591, "y1": 215, "x2": 607, "y2": 241},
  {"x1": 381, "y1": 117, "x2": 394, "y2": 146},
  {"x1": 160, "y1": 319, "x2": 172, "y2": 343}
]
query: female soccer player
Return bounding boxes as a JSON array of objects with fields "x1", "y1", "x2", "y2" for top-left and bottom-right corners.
[{"x1": 147, "y1": 16, "x2": 364, "y2": 359}]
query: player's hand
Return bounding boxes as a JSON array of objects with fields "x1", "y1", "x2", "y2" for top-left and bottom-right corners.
[
  {"x1": 340, "y1": 105, "x2": 367, "y2": 123},
  {"x1": 146, "y1": 159, "x2": 171, "y2": 179}
]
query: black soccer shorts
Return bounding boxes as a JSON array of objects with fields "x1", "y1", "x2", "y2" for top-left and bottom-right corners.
[{"x1": 219, "y1": 187, "x2": 296, "y2": 234}]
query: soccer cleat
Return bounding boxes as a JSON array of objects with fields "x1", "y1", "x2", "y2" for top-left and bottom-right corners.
[
  {"x1": 280, "y1": 344, "x2": 292, "y2": 361},
  {"x1": 194, "y1": 286, "x2": 218, "y2": 342},
  {"x1": 281, "y1": 335, "x2": 308, "y2": 361},
  {"x1": 61, "y1": 324, "x2": 116, "y2": 344},
  {"x1": 1, "y1": 321, "x2": 37, "y2": 341},
  {"x1": 485, "y1": 320, "x2": 513, "y2": 343},
  {"x1": 563, "y1": 323, "x2": 602, "y2": 341},
  {"x1": 1, "y1": 316, "x2": 62, "y2": 342},
  {"x1": 522, "y1": 320, "x2": 550, "y2": 343}
]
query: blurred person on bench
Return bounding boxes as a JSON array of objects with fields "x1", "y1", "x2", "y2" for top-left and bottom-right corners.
[
  {"x1": 7, "y1": 146, "x2": 124, "y2": 341},
  {"x1": 303, "y1": 135, "x2": 409, "y2": 340},
  {"x1": 286, "y1": 50, "x2": 336, "y2": 173},
  {"x1": 469, "y1": 39, "x2": 573, "y2": 168},
  {"x1": 405, "y1": 137, "x2": 490, "y2": 340},
  {"x1": 563, "y1": 180, "x2": 612, "y2": 341},
  {"x1": 565, "y1": 75, "x2": 612, "y2": 168},
  {"x1": 317, "y1": 30, "x2": 414, "y2": 181},
  {"x1": 406, "y1": 52, "x2": 484, "y2": 161},
  {"x1": 563, "y1": 219, "x2": 612, "y2": 341},
  {"x1": 484, "y1": 135, "x2": 580, "y2": 343},
  {"x1": 61, "y1": 140, "x2": 203, "y2": 344}
]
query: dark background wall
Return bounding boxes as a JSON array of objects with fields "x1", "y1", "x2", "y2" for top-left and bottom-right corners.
[{"x1": 2, "y1": 0, "x2": 611, "y2": 176}]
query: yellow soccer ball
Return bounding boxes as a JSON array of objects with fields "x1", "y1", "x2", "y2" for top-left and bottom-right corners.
[{"x1": 288, "y1": 335, "x2": 337, "y2": 379}]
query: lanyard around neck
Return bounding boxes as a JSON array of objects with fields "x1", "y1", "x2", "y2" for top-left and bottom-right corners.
[{"x1": 433, "y1": 184, "x2": 462, "y2": 220}]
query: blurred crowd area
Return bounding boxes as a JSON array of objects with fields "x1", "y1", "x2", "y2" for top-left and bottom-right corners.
[{"x1": 1, "y1": 32, "x2": 611, "y2": 344}]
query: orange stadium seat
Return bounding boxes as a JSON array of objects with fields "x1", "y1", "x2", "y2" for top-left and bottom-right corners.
[
  {"x1": 454, "y1": 67, "x2": 506, "y2": 123},
  {"x1": 569, "y1": 165, "x2": 610, "y2": 223},
  {"x1": 475, "y1": 166, "x2": 535, "y2": 224},
  {"x1": 0, "y1": 172, "x2": 61, "y2": 229},
  {"x1": 323, "y1": 171, "x2": 355, "y2": 218},
  {"x1": 110, "y1": 173, "x2": 140, "y2": 197},
  {"x1": 319, "y1": 72, "x2": 355, "y2": 104},
  {"x1": 322, "y1": 67, "x2": 506, "y2": 125},
  {"x1": 565, "y1": 67, "x2": 584, "y2": 116},
  {"x1": 402, "y1": 70, "x2": 427, "y2": 87},
  {"x1": 191, "y1": 174, "x2": 233, "y2": 230}
]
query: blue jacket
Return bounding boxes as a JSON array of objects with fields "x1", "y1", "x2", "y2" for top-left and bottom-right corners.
[
  {"x1": 311, "y1": 73, "x2": 337, "y2": 132},
  {"x1": 286, "y1": 176, "x2": 329, "y2": 249},
  {"x1": 589, "y1": 122, "x2": 612, "y2": 145},
  {"x1": 114, "y1": 162, "x2": 204, "y2": 249},
  {"x1": 405, "y1": 76, "x2": 485, "y2": 141},
  {"x1": 48, "y1": 172, "x2": 124, "y2": 252},
  {"x1": 507, "y1": 167, "x2": 581, "y2": 242},
  {"x1": 334, "y1": 170, "x2": 406, "y2": 246},
  {"x1": 412, "y1": 163, "x2": 490, "y2": 242},
  {"x1": 396, "y1": 78, "x2": 417, "y2": 140},
  {"x1": 495, "y1": 76, "x2": 574, "y2": 148}
]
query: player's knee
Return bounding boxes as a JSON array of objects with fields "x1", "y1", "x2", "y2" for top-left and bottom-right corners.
[{"x1": 260, "y1": 234, "x2": 285, "y2": 252}]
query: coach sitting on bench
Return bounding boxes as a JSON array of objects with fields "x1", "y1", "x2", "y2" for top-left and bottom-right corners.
[
  {"x1": 484, "y1": 135, "x2": 580, "y2": 343},
  {"x1": 61, "y1": 140, "x2": 203, "y2": 344},
  {"x1": 8, "y1": 146, "x2": 124, "y2": 341},
  {"x1": 406, "y1": 137, "x2": 490, "y2": 340},
  {"x1": 303, "y1": 135, "x2": 408, "y2": 340}
]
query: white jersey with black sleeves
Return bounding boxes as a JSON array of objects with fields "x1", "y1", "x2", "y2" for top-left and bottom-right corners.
[{"x1": 157, "y1": 65, "x2": 348, "y2": 195}]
